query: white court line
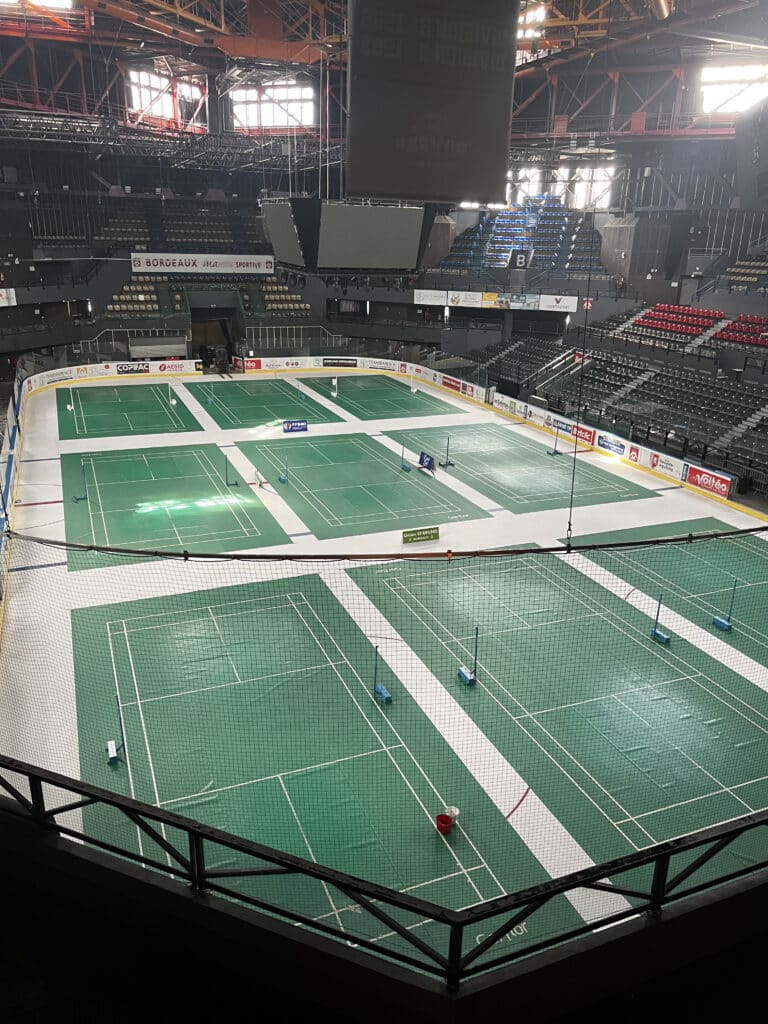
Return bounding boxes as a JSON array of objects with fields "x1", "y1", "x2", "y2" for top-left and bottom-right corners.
[
  {"x1": 321, "y1": 571, "x2": 631, "y2": 924},
  {"x1": 564, "y1": 551, "x2": 768, "y2": 702},
  {"x1": 108, "y1": 627, "x2": 144, "y2": 859},
  {"x1": 121, "y1": 623, "x2": 165, "y2": 819},
  {"x1": 278, "y1": 774, "x2": 348, "y2": 935},
  {"x1": 161, "y1": 745, "x2": 403, "y2": 808},
  {"x1": 288, "y1": 593, "x2": 491, "y2": 904},
  {"x1": 381, "y1": 574, "x2": 655, "y2": 846},
  {"x1": 613, "y1": 693, "x2": 754, "y2": 816}
]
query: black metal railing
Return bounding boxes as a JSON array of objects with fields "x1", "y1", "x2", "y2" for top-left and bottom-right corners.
[{"x1": 2, "y1": 752, "x2": 768, "y2": 991}]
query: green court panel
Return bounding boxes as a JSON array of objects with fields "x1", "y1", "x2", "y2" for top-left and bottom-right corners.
[
  {"x1": 56, "y1": 383, "x2": 202, "y2": 440},
  {"x1": 301, "y1": 373, "x2": 465, "y2": 420},
  {"x1": 565, "y1": 517, "x2": 768, "y2": 671},
  {"x1": 70, "y1": 573, "x2": 583, "y2": 948},
  {"x1": 185, "y1": 378, "x2": 343, "y2": 429},
  {"x1": 60, "y1": 444, "x2": 289, "y2": 569},
  {"x1": 237, "y1": 434, "x2": 490, "y2": 539},
  {"x1": 385, "y1": 423, "x2": 656, "y2": 514},
  {"x1": 349, "y1": 552, "x2": 768, "y2": 867}
]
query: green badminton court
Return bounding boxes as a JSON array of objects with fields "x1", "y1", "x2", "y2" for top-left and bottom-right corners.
[
  {"x1": 71, "y1": 573, "x2": 583, "y2": 960},
  {"x1": 385, "y1": 422, "x2": 657, "y2": 514},
  {"x1": 60, "y1": 444, "x2": 289, "y2": 568},
  {"x1": 69, "y1": 545, "x2": 768, "y2": 957},
  {"x1": 185, "y1": 378, "x2": 343, "y2": 429},
  {"x1": 56, "y1": 383, "x2": 202, "y2": 440},
  {"x1": 237, "y1": 433, "x2": 489, "y2": 539},
  {"x1": 565, "y1": 517, "x2": 768, "y2": 670},
  {"x1": 350, "y1": 550, "x2": 768, "y2": 848},
  {"x1": 302, "y1": 373, "x2": 466, "y2": 420}
]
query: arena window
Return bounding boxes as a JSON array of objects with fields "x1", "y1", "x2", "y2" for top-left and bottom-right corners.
[
  {"x1": 0, "y1": 0, "x2": 71, "y2": 7},
  {"x1": 700, "y1": 64, "x2": 768, "y2": 114},
  {"x1": 231, "y1": 80, "x2": 315, "y2": 130}
]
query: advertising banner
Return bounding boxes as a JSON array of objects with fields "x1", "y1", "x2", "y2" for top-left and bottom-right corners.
[
  {"x1": 283, "y1": 420, "x2": 308, "y2": 433},
  {"x1": 597, "y1": 433, "x2": 626, "y2": 456},
  {"x1": 0, "y1": 288, "x2": 17, "y2": 308},
  {"x1": 683, "y1": 464, "x2": 733, "y2": 498},
  {"x1": 441, "y1": 375, "x2": 462, "y2": 393},
  {"x1": 573, "y1": 424, "x2": 595, "y2": 445},
  {"x1": 642, "y1": 450, "x2": 684, "y2": 480},
  {"x1": 538, "y1": 294, "x2": 578, "y2": 312},
  {"x1": 414, "y1": 289, "x2": 447, "y2": 306},
  {"x1": 447, "y1": 290, "x2": 483, "y2": 309},
  {"x1": 323, "y1": 357, "x2": 358, "y2": 368},
  {"x1": 131, "y1": 253, "x2": 274, "y2": 275}
]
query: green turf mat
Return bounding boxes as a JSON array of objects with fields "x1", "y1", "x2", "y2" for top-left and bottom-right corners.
[
  {"x1": 185, "y1": 378, "x2": 343, "y2": 429},
  {"x1": 349, "y1": 552, "x2": 768, "y2": 864},
  {"x1": 57, "y1": 383, "x2": 202, "y2": 440},
  {"x1": 60, "y1": 443, "x2": 289, "y2": 569},
  {"x1": 565, "y1": 517, "x2": 768, "y2": 671},
  {"x1": 385, "y1": 422, "x2": 656, "y2": 514},
  {"x1": 71, "y1": 573, "x2": 584, "y2": 951},
  {"x1": 237, "y1": 433, "x2": 490, "y2": 539},
  {"x1": 301, "y1": 373, "x2": 465, "y2": 420}
]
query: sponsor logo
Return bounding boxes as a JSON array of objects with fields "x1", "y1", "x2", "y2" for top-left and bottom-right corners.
[
  {"x1": 323, "y1": 357, "x2": 357, "y2": 368},
  {"x1": 232, "y1": 356, "x2": 243, "y2": 370},
  {"x1": 399, "y1": 362, "x2": 408, "y2": 373},
  {"x1": 629, "y1": 446, "x2": 639, "y2": 463},
  {"x1": 574, "y1": 424, "x2": 595, "y2": 444},
  {"x1": 283, "y1": 419, "x2": 308, "y2": 433},
  {"x1": 649, "y1": 452, "x2": 660, "y2": 469},
  {"x1": 442, "y1": 375, "x2": 461, "y2": 392},
  {"x1": 158, "y1": 362, "x2": 185, "y2": 373},
  {"x1": 657, "y1": 455, "x2": 677, "y2": 475},
  {"x1": 244, "y1": 358, "x2": 261, "y2": 370},
  {"x1": 597, "y1": 434, "x2": 626, "y2": 456},
  {"x1": 553, "y1": 419, "x2": 571, "y2": 433},
  {"x1": 76, "y1": 367, "x2": 89, "y2": 377},
  {"x1": 116, "y1": 362, "x2": 150, "y2": 375},
  {"x1": 365, "y1": 359, "x2": 394, "y2": 371},
  {"x1": 46, "y1": 368, "x2": 73, "y2": 383},
  {"x1": 685, "y1": 464, "x2": 731, "y2": 497}
]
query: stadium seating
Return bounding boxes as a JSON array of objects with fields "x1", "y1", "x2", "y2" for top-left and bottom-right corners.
[
  {"x1": 712, "y1": 313, "x2": 768, "y2": 347},
  {"x1": 610, "y1": 303, "x2": 726, "y2": 352}
]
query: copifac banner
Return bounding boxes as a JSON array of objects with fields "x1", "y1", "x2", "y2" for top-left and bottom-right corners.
[{"x1": 131, "y1": 253, "x2": 274, "y2": 275}]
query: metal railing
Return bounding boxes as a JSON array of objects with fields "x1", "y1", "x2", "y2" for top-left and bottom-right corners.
[{"x1": 2, "y1": 748, "x2": 768, "y2": 990}]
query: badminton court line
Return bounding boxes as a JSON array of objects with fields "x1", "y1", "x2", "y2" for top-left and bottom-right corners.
[
  {"x1": 177, "y1": 381, "x2": 226, "y2": 433},
  {"x1": 373, "y1": 434, "x2": 502, "y2": 514},
  {"x1": 287, "y1": 593, "x2": 494, "y2": 903},
  {"x1": 562, "y1": 551, "x2": 768, "y2": 696},
  {"x1": 593, "y1": 546, "x2": 768, "y2": 661},
  {"x1": 284, "y1": 376, "x2": 360, "y2": 422},
  {"x1": 222, "y1": 445, "x2": 315, "y2": 539},
  {"x1": 321, "y1": 570, "x2": 631, "y2": 925}
]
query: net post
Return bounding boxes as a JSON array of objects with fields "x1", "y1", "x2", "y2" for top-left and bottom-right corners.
[
  {"x1": 400, "y1": 442, "x2": 411, "y2": 472},
  {"x1": 651, "y1": 592, "x2": 670, "y2": 644},
  {"x1": 224, "y1": 453, "x2": 239, "y2": 488},
  {"x1": 713, "y1": 578, "x2": 737, "y2": 631},
  {"x1": 73, "y1": 459, "x2": 88, "y2": 503},
  {"x1": 473, "y1": 625, "x2": 479, "y2": 679}
]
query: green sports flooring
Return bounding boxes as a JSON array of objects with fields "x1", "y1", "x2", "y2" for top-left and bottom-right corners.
[
  {"x1": 237, "y1": 433, "x2": 490, "y2": 540},
  {"x1": 185, "y1": 378, "x2": 343, "y2": 429},
  {"x1": 385, "y1": 422, "x2": 656, "y2": 514},
  {"x1": 349, "y1": 553, "x2": 768, "y2": 853},
  {"x1": 564, "y1": 517, "x2": 768, "y2": 671},
  {"x1": 60, "y1": 444, "x2": 288, "y2": 569},
  {"x1": 301, "y1": 373, "x2": 465, "y2": 420},
  {"x1": 71, "y1": 575, "x2": 582, "y2": 962},
  {"x1": 56, "y1": 383, "x2": 202, "y2": 440}
]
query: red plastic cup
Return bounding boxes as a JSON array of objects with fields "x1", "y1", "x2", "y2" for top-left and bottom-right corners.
[{"x1": 435, "y1": 813, "x2": 453, "y2": 835}]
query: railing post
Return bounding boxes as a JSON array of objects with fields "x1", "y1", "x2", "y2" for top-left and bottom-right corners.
[
  {"x1": 188, "y1": 831, "x2": 206, "y2": 895},
  {"x1": 446, "y1": 921, "x2": 464, "y2": 993},
  {"x1": 28, "y1": 776, "x2": 46, "y2": 824},
  {"x1": 649, "y1": 852, "x2": 671, "y2": 914}
]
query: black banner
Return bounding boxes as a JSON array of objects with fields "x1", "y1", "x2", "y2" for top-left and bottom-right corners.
[{"x1": 322, "y1": 358, "x2": 359, "y2": 368}]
